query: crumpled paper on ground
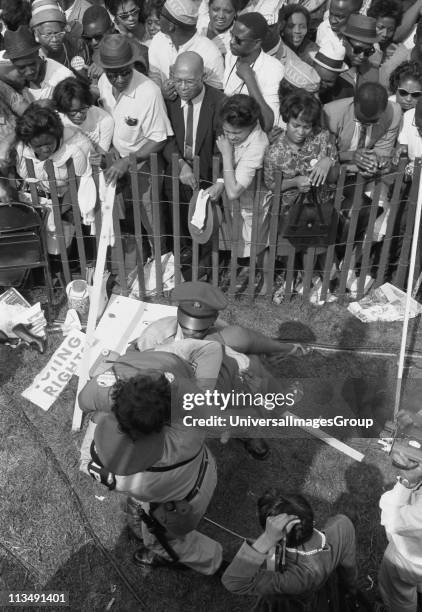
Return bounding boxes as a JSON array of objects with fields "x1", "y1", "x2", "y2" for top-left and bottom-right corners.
[{"x1": 347, "y1": 282, "x2": 422, "y2": 322}]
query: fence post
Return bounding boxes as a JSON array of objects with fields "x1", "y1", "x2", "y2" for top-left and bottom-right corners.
[
  {"x1": 265, "y1": 171, "x2": 282, "y2": 302},
  {"x1": 211, "y1": 156, "x2": 221, "y2": 287},
  {"x1": 66, "y1": 159, "x2": 87, "y2": 279},
  {"x1": 191, "y1": 156, "x2": 200, "y2": 282},
  {"x1": 247, "y1": 170, "x2": 262, "y2": 302},
  {"x1": 172, "y1": 153, "x2": 182, "y2": 286},
  {"x1": 337, "y1": 174, "x2": 365, "y2": 296},
  {"x1": 129, "y1": 152, "x2": 147, "y2": 298},
  {"x1": 45, "y1": 160, "x2": 71, "y2": 284},
  {"x1": 150, "y1": 153, "x2": 163, "y2": 296},
  {"x1": 320, "y1": 165, "x2": 346, "y2": 301}
]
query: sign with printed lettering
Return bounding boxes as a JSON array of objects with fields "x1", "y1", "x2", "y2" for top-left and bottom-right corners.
[{"x1": 22, "y1": 330, "x2": 86, "y2": 411}]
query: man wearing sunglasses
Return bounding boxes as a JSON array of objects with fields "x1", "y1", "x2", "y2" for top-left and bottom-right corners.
[{"x1": 327, "y1": 14, "x2": 379, "y2": 100}]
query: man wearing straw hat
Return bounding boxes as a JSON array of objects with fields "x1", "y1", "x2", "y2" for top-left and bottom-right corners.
[{"x1": 309, "y1": 44, "x2": 349, "y2": 104}]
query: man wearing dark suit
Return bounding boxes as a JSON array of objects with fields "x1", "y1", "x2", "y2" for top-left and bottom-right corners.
[{"x1": 163, "y1": 51, "x2": 225, "y2": 278}]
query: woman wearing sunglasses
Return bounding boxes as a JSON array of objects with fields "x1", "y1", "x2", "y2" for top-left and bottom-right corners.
[
  {"x1": 222, "y1": 490, "x2": 364, "y2": 612},
  {"x1": 388, "y1": 61, "x2": 422, "y2": 114},
  {"x1": 105, "y1": 0, "x2": 145, "y2": 42}
]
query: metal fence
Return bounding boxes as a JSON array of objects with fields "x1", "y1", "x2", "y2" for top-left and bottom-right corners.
[{"x1": 19, "y1": 152, "x2": 421, "y2": 304}]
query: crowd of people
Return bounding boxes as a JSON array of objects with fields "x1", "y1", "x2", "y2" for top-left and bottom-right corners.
[
  {"x1": 0, "y1": 1, "x2": 421, "y2": 609},
  {"x1": 0, "y1": 0, "x2": 421, "y2": 298}
]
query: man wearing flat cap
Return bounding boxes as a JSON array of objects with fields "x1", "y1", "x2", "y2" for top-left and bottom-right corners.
[
  {"x1": 3, "y1": 25, "x2": 73, "y2": 101},
  {"x1": 136, "y1": 281, "x2": 310, "y2": 459},
  {"x1": 148, "y1": 0, "x2": 224, "y2": 99}
]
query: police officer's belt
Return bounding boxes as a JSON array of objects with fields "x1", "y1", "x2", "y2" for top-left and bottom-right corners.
[{"x1": 88, "y1": 442, "x2": 205, "y2": 490}]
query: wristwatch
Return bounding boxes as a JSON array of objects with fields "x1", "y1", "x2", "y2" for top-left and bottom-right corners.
[{"x1": 397, "y1": 476, "x2": 422, "y2": 490}]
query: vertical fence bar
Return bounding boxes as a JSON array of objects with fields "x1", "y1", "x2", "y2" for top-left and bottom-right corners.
[
  {"x1": 302, "y1": 248, "x2": 315, "y2": 299},
  {"x1": 320, "y1": 166, "x2": 346, "y2": 301},
  {"x1": 356, "y1": 178, "x2": 382, "y2": 299},
  {"x1": 394, "y1": 160, "x2": 420, "y2": 289},
  {"x1": 150, "y1": 153, "x2": 163, "y2": 295},
  {"x1": 265, "y1": 171, "x2": 282, "y2": 302},
  {"x1": 247, "y1": 170, "x2": 262, "y2": 301},
  {"x1": 228, "y1": 197, "x2": 241, "y2": 298},
  {"x1": 338, "y1": 174, "x2": 365, "y2": 296},
  {"x1": 92, "y1": 167, "x2": 102, "y2": 252},
  {"x1": 45, "y1": 160, "x2": 71, "y2": 284},
  {"x1": 172, "y1": 153, "x2": 182, "y2": 286},
  {"x1": 129, "y1": 153, "x2": 146, "y2": 298},
  {"x1": 211, "y1": 156, "x2": 221, "y2": 287},
  {"x1": 375, "y1": 160, "x2": 406, "y2": 287},
  {"x1": 191, "y1": 156, "x2": 200, "y2": 282},
  {"x1": 66, "y1": 159, "x2": 87, "y2": 278}
]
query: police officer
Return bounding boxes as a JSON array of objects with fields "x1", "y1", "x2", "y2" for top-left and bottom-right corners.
[
  {"x1": 136, "y1": 281, "x2": 309, "y2": 459},
  {"x1": 79, "y1": 340, "x2": 226, "y2": 574}
]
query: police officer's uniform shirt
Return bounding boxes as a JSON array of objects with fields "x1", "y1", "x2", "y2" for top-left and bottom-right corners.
[{"x1": 98, "y1": 70, "x2": 173, "y2": 157}]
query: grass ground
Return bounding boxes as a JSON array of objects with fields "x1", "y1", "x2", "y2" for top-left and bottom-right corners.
[{"x1": 1, "y1": 290, "x2": 422, "y2": 612}]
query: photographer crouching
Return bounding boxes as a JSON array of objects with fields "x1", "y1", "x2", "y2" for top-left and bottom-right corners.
[{"x1": 222, "y1": 490, "x2": 362, "y2": 611}]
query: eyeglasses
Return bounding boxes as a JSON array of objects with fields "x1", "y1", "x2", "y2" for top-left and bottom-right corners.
[
  {"x1": 83, "y1": 32, "x2": 105, "y2": 42},
  {"x1": 397, "y1": 88, "x2": 422, "y2": 99},
  {"x1": 105, "y1": 68, "x2": 133, "y2": 80},
  {"x1": 116, "y1": 7, "x2": 140, "y2": 20},
  {"x1": 67, "y1": 106, "x2": 90, "y2": 118},
  {"x1": 173, "y1": 77, "x2": 200, "y2": 86},
  {"x1": 347, "y1": 40, "x2": 375, "y2": 57},
  {"x1": 39, "y1": 30, "x2": 66, "y2": 41}
]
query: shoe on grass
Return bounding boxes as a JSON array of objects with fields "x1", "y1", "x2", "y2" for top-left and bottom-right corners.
[{"x1": 133, "y1": 545, "x2": 185, "y2": 570}]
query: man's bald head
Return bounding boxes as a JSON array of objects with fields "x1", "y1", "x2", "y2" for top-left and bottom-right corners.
[
  {"x1": 355, "y1": 82, "x2": 388, "y2": 123},
  {"x1": 174, "y1": 52, "x2": 204, "y2": 80},
  {"x1": 173, "y1": 52, "x2": 205, "y2": 101}
]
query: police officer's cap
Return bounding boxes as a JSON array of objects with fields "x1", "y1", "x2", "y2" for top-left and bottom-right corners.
[{"x1": 172, "y1": 282, "x2": 228, "y2": 331}]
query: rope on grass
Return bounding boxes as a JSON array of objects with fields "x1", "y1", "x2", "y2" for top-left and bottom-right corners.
[
  {"x1": 0, "y1": 539, "x2": 42, "y2": 583},
  {"x1": 2, "y1": 401, "x2": 146, "y2": 610}
]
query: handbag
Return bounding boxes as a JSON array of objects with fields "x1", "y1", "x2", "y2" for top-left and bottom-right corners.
[{"x1": 282, "y1": 185, "x2": 338, "y2": 249}]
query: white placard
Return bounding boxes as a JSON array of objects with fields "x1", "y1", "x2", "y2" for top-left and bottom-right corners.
[{"x1": 22, "y1": 329, "x2": 86, "y2": 411}]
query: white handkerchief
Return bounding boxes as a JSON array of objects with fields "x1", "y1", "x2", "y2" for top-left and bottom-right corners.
[{"x1": 190, "y1": 189, "x2": 209, "y2": 231}]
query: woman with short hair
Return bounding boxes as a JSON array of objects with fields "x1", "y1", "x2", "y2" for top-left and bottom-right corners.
[
  {"x1": 53, "y1": 77, "x2": 114, "y2": 164},
  {"x1": 208, "y1": 93, "x2": 269, "y2": 259},
  {"x1": 222, "y1": 489, "x2": 360, "y2": 611},
  {"x1": 14, "y1": 103, "x2": 96, "y2": 252},
  {"x1": 388, "y1": 61, "x2": 422, "y2": 113}
]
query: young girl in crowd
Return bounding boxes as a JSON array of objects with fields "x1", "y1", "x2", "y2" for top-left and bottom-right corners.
[{"x1": 197, "y1": 0, "x2": 240, "y2": 56}]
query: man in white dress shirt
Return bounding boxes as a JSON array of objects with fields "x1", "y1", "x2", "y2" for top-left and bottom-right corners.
[
  {"x1": 224, "y1": 12, "x2": 284, "y2": 131},
  {"x1": 97, "y1": 34, "x2": 173, "y2": 251},
  {"x1": 316, "y1": 0, "x2": 363, "y2": 54},
  {"x1": 149, "y1": 0, "x2": 224, "y2": 100}
]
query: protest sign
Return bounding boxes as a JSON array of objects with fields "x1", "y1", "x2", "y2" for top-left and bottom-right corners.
[{"x1": 22, "y1": 329, "x2": 86, "y2": 411}]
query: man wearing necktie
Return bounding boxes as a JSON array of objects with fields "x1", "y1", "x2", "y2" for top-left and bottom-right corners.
[{"x1": 163, "y1": 51, "x2": 226, "y2": 278}]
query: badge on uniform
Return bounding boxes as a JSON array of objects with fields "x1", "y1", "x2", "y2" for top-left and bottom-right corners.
[
  {"x1": 97, "y1": 371, "x2": 117, "y2": 387},
  {"x1": 125, "y1": 116, "x2": 138, "y2": 126}
]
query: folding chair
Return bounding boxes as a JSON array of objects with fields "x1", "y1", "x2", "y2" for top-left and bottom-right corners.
[{"x1": 0, "y1": 202, "x2": 54, "y2": 319}]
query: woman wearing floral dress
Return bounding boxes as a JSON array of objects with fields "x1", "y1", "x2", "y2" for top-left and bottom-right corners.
[{"x1": 263, "y1": 90, "x2": 338, "y2": 300}]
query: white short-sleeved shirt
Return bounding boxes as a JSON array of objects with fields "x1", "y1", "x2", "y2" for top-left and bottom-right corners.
[
  {"x1": 224, "y1": 50, "x2": 285, "y2": 128},
  {"x1": 27, "y1": 58, "x2": 73, "y2": 101},
  {"x1": 98, "y1": 70, "x2": 173, "y2": 157},
  {"x1": 398, "y1": 108, "x2": 422, "y2": 161},
  {"x1": 316, "y1": 19, "x2": 345, "y2": 54},
  {"x1": 61, "y1": 105, "x2": 115, "y2": 153},
  {"x1": 148, "y1": 31, "x2": 224, "y2": 90}
]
